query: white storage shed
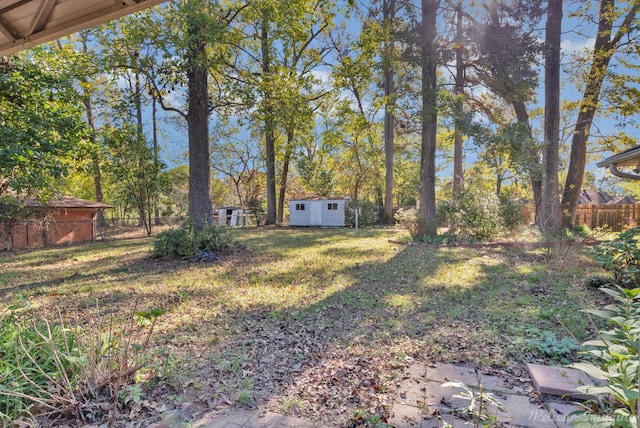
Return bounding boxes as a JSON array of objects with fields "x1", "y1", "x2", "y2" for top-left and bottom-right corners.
[{"x1": 289, "y1": 199, "x2": 346, "y2": 227}]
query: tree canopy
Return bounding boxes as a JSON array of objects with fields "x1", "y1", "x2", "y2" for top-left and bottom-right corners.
[
  {"x1": 0, "y1": 55, "x2": 87, "y2": 200},
  {"x1": 2, "y1": 0, "x2": 639, "y2": 233}
]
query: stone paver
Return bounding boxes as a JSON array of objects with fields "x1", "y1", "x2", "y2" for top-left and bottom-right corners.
[
  {"x1": 193, "y1": 362, "x2": 583, "y2": 428},
  {"x1": 545, "y1": 400, "x2": 579, "y2": 428},
  {"x1": 478, "y1": 373, "x2": 526, "y2": 395},
  {"x1": 195, "y1": 409, "x2": 328, "y2": 428},
  {"x1": 527, "y1": 363, "x2": 594, "y2": 399},
  {"x1": 425, "y1": 362, "x2": 479, "y2": 384},
  {"x1": 497, "y1": 394, "x2": 556, "y2": 427},
  {"x1": 393, "y1": 363, "x2": 581, "y2": 428}
]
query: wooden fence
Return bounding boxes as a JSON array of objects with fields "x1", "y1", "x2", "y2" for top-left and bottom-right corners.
[
  {"x1": 521, "y1": 204, "x2": 640, "y2": 232},
  {"x1": 574, "y1": 204, "x2": 640, "y2": 232}
]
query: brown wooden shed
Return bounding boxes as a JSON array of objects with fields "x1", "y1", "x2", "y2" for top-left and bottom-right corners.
[{"x1": 4, "y1": 197, "x2": 112, "y2": 250}]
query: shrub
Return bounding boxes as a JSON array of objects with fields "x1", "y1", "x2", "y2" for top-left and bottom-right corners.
[
  {"x1": 439, "y1": 188, "x2": 503, "y2": 241},
  {"x1": 152, "y1": 220, "x2": 233, "y2": 259},
  {"x1": 345, "y1": 199, "x2": 378, "y2": 227},
  {"x1": 394, "y1": 208, "x2": 420, "y2": 238},
  {"x1": 393, "y1": 208, "x2": 433, "y2": 239},
  {"x1": 198, "y1": 223, "x2": 234, "y2": 253},
  {"x1": 247, "y1": 197, "x2": 265, "y2": 226},
  {"x1": 571, "y1": 286, "x2": 640, "y2": 427},
  {"x1": 0, "y1": 300, "x2": 163, "y2": 425},
  {"x1": 498, "y1": 196, "x2": 524, "y2": 233},
  {"x1": 592, "y1": 227, "x2": 640, "y2": 288}
]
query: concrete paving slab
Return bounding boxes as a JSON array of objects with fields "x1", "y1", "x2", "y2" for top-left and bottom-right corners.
[
  {"x1": 405, "y1": 363, "x2": 428, "y2": 380},
  {"x1": 195, "y1": 409, "x2": 254, "y2": 427},
  {"x1": 496, "y1": 394, "x2": 556, "y2": 428},
  {"x1": 397, "y1": 377, "x2": 428, "y2": 408},
  {"x1": 195, "y1": 409, "x2": 328, "y2": 428},
  {"x1": 423, "y1": 381, "x2": 455, "y2": 412},
  {"x1": 478, "y1": 374, "x2": 526, "y2": 395},
  {"x1": 388, "y1": 403, "x2": 428, "y2": 427},
  {"x1": 527, "y1": 364, "x2": 593, "y2": 399},
  {"x1": 246, "y1": 411, "x2": 320, "y2": 427},
  {"x1": 421, "y1": 413, "x2": 468, "y2": 428},
  {"x1": 425, "y1": 362, "x2": 480, "y2": 385},
  {"x1": 545, "y1": 401, "x2": 580, "y2": 428}
]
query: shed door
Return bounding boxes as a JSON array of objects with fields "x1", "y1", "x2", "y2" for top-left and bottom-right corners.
[{"x1": 310, "y1": 201, "x2": 322, "y2": 226}]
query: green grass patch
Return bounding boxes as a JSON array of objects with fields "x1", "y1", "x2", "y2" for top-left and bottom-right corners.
[{"x1": 0, "y1": 227, "x2": 606, "y2": 424}]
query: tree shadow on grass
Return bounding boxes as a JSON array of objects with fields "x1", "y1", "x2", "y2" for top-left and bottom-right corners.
[
  {"x1": 163, "y1": 242, "x2": 599, "y2": 426},
  {"x1": 1, "y1": 229, "x2": 600, "y2": 426}
]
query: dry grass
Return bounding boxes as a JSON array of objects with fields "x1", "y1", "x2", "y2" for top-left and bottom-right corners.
[{"x1": 0, "y1": 227, "x2": 606, "y2": 426}]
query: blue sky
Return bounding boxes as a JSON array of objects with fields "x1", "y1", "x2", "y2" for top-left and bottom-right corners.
[{"x1": 123, "y1": 1, "x2": 640, "y2": 193}]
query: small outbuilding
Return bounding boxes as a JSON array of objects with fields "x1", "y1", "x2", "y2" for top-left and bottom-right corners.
[
  {"x1": 289, "y1": 199, "x2": 347, "y2": 227},
  {"x1": 216, "y1": 206, "x2": 246, "y2": 227},
  {"x1": 1, "y1": 196, "x2": 112, "y2": 250}
]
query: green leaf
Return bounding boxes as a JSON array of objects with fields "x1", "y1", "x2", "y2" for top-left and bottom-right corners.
[
  {"x1": 582, "y1": 339, "x2": 608, "y2": 348},
  {"x1": 570, "y1": 362, "x2": 609, "y2": 380},
  {"x1": 583, "y1": 309, "x2": 614, "y2": 320}
]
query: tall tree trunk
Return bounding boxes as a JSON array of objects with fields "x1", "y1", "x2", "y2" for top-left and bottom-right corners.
[
  {"x1": 80, "y1": 39, "x2": 104, "y2": 225},
  {"x1": 540, "y1": 0, "x2": 563, "y2": 235},
  {"x1": 152, "y1": 95, "x2": 161, "y2": 226},
  {"x1": 278, "y1": 129, "x2": 294, "y2": 224},
  {"x1": 419, "y1": 0, "x2": 439, "y2": 236},
  {"x1": 383, "y1": 0, "x2": 396, "y2": 224},
  {"x1": 83, "y1": 92, "x2": 104, "y2": 224},
  {"x1": 375, "y1": 186, "x2": 384, "y2": 207},
  {"x1": 186, "y1": 21, "x2": 213, "y2": 229},
  {"x1": 512, "y1": 101, "x2": 541, "y2": 225},
  {"x1": 452, "y1": 0, "x2": 464, "y2": 196},
  {"x1": 561, "y1": 0, "x2": 639, "y2": 227},
  {"x1": 134, "y1": 70, "x2": 151, "y2": 235},
  {"x1": 261, "y1": 17, "x2": 277, "y2": 225}
]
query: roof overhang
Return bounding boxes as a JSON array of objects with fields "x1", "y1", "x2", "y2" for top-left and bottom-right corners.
[
  {"x1": 16, "y1": 195, "x2": 113, "y2": 209},
  {"x1": 0, "y1": 0, "x2": 167, "y2": 57},
  {"x1": 597, "y1": 145, "x2": 640, "y2": 180}
]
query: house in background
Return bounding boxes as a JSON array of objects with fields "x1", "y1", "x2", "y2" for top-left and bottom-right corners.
[
  {"x1": 289, "y1": 199, "x2": 347, "y2": 227},
  {"x1": 578, "y1": 189, "x2": 636, "y2": 205},
  {"x1": 574, "y1": 189, "x2": 638, "y2": 232},
  {"x1": 2, "y1": 196, "x2": 112, "y2": 250}
]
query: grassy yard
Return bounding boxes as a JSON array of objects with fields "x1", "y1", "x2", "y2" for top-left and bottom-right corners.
[{"x1": 0, "y1": 227, "x2": 606, "y2": 426}]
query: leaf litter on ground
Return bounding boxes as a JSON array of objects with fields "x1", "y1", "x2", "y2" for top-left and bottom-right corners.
[{"x1": 0, "y1": 228, "x2": 605, "y2": 427}]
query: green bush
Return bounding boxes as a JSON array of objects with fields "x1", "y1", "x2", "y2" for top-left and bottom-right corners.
[
  {"x1": 571, "y1": 286, "x2": 640, "y2": 427},
  {"x1": 0, "y1": 300, "x2": 163, "y2": 425},
  {"x1": 439, "y1": 188, "x2": 503, "y2": 241},
  {"x1": 394, "y1": 208, "x2": 420, "y2": 238},
  {"x1": 152, "y1": 220, "x2": 233, "y2": 259},
  {"x1": 0, "y1": 312, "x2": 83, "y2": 423},
  {"x1": 592, "y1": 227, "x2": 640, "y2": 288},
  {"x1": 247, "y1": 197, "x2": 265, "y2": 226},
  {"x1": 498, "y1": 196, "x2": 524, "y2": 232},
  {"x1": 345, "y1": 199, "x2": 378, "y2": 227},
  {"x1": 394, "y1": 208, "x2": 433, "y2": 239},
  {"x1": 198, "y1": 223, "x2": 234, "y2": 253}
]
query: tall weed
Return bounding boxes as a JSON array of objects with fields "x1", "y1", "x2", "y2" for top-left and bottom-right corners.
[
  {"x1": 0, "y1": 299, "x2": 164, "y2": 425},
  {"x1": 593, "y1": 227, "x2": 640, "y2": 288},
  {"x1": 570, "y1": 286, "x2": 640, "y2": 427}
]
